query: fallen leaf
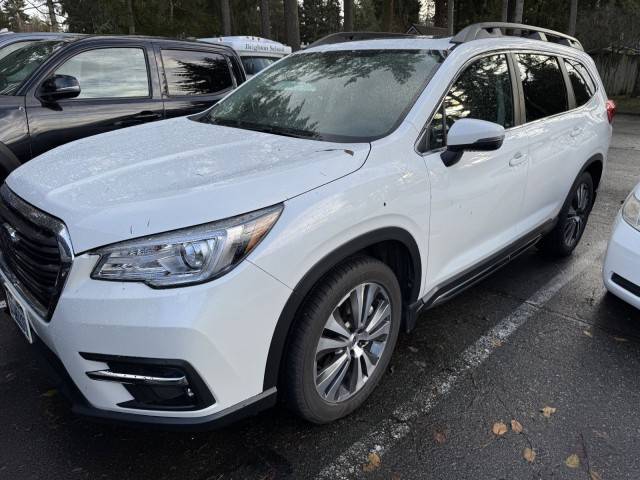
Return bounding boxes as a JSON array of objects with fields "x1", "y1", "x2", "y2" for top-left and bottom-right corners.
[
  {"x1": 41, "y1": 389, "x2": 57, "y2": 398},
  {"x1": 491, "y1": 338, "x2": 503, "y2": 348},
  {"x1": 541, "y1": 406, "x2": 557, "y2": 417},
  {"x1": 492, "y1": 421, "x2": 508, "y2": 436},
  {"x1": 583, "y1": 330, "x2": 593, "y2": 338},
  {"x1": 511, "y1": 419, "x2": 523, "y2": 433},
  {"x1": 565, "y1": 454, "x2": 580, "y2": 469},
  {"x1": 434, "y1": 430, "x2": 446, "y2": 444},
  {"x1": 362, "y1": 452, "x2": 381, "y2": 473},
  {"x1": 523, "y1": 447, "x2": 536, "y2": 463},
  {"x1": 590, "y1": 470, "x2": 602, "y2": 480},
  {"x1": 613, "y1": 336, "x2": 628, "y2": 342},
  {"x1": 408, "y1": 346, "x2": 419, "y2": 353}
]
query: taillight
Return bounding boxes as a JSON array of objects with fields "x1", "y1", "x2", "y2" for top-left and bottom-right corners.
[{"x1": 606, "y1": 99, "x2": 617, "y2": 123}]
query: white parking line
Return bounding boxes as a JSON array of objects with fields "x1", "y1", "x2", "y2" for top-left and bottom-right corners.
[{"x1": 317, "y1": 241, "x2": 606, "y2": 479}]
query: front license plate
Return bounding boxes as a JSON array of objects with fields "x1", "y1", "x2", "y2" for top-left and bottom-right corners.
[{"x1": 4, "y1": 287, "x2": 32, "y2": 344}]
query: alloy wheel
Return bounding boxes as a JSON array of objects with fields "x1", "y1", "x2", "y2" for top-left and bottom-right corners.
[
  {"x1": 314, "y1": 282, "x2": 392, "y2": 403},
  {"x1": 564, "y1": 182, "x2": 591, "y2": 247}
]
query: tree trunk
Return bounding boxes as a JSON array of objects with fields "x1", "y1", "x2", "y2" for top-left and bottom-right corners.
[
  {"x1": 568, "y1": 0, "x2": 578, "y2": 35},
  {"x1": 501, "y1": 0, "x2": 509, "y2": 22},
  {"x1": 126, "y1": 0, "x2": 135, "y2": 35},
  {"x1": 46, "y1": 0, "x2": 59, "y2": 32},
  {"x1": 221, "y1": 0, "x2": 232, "y2": 35},
  {"x1": 513, "y1": 0, "x2": 524, "y2": 23},
  {"x1": 260, "y1": 0, "x2": 271, "y2": 38},
  {"x1": 283, "y1": 0, "x2": 300, "y2": 50},
  {"x1": 434, "y1": 0, "x2": 446, "y2": 28},
  {"x1": 382, "y1": 0, "x2": 393, "y2": 31},
  {"x1": 447, "y1": 0, "x2": 454, "y2": 35},
  {"x1": 344, "y1": 0, "x2": 354, "y2": 32}
]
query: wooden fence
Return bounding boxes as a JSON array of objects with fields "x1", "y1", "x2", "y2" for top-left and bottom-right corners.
[{"x1": 592, "y1": 51, "x2": 639, "y2": 96}]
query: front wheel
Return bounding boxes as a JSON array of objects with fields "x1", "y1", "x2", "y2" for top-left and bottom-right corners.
[
  {"x1": 539, "y1": 172, "x2": 594, "y2": 257},
  {"x1": 284, "y1": 256, "x2": 402, "y2": 424}
]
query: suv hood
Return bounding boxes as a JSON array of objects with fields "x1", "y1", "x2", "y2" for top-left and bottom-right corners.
[{"x1": 7, "y1": 117, "x2": 370, "y2": 253}]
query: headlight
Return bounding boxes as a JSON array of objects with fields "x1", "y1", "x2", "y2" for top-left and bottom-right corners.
[
  {"x1": 622, "y1": 191, "x2": 640, "y2": 231},
  {"x1": 91, "y1": 205, "x2": 283, "y2": 287}
]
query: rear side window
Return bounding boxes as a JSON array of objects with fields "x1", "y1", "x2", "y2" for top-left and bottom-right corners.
[
  {"x1": 516, "y1": 54, "x2": 568, "y2": 122},
  {"x1": 427, "y1": 54, "x2": 514, "y2": 150},
  {"x1": 56, "y1": 48, "x2": 150, "y2": 99},
  {"x1": 162, "y1": 50, "x2": 233, "y2": 96},
  {"x1": 564, "y1": 59, "x2": 595, "y2": 107}
]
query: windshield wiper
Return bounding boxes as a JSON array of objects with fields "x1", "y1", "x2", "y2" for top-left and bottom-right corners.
[{"x1": 210, "y1": 117, "x2": 319, "y2": 140}]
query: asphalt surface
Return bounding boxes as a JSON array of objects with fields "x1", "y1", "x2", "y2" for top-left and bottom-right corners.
[{"x1": 1, "y1": 115, "x2": 640, "y2": 480}]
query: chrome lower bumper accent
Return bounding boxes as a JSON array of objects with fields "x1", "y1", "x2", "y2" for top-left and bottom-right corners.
[{"x1": 86, "y1": 369, "x2": 189, "y2": 387}]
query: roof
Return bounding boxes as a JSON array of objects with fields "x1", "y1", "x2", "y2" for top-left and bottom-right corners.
[
  {"x1": 0, "y1": 32, "x2": 82, "y2": 44},
  {"x1": 199, "y1": 36, "x2": 292, "y2": 56},
  {"x1": 304, "y1": 35, "x2": 589, "y2": 59},
  {"x1": 305, "y1": 36, "x2": 454, "y2": 53}
]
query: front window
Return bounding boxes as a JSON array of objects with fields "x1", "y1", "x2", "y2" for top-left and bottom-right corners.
[
  {"x1": 428, "y1": 54, "x2": 514, "y2": 151},
  {"x1": 204, "y1": 49, "x2": 444, "y2": 142},
  {"x1": 0, "y1": 40, "x2": 63, "y2": 95},
  {"x1": 241, "y1": 56, "x2": 277, "y2": 75},
  {"x1": 55, "y1": 48, "x2": 150, "y2": 99}
]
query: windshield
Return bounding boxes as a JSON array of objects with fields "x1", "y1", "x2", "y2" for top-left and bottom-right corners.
[
  {"x1": 241, "y1": 56, "x2": 277, "y2": 75},
  {"x1": 204, "y1": 49, "x2": 444, "y2": 142},
  {"x1": 0, "y1": 40, "x2": 63, "y2": 95}
]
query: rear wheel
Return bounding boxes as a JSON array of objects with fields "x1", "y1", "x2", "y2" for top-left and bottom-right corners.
[
  {"x1": 540, "y1": 172, "x2": 594, "y2": 257},
  {"x1": 284, "y1": 256, "x2": 402, "y2": 424}
]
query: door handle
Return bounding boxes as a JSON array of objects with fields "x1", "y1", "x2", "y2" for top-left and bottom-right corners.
[
  {"x1": 132, "y1": 111, "x2": 162, "y2": 121},
  {"x1": 115, "y1": 111, "x2": 162, "y2": 127},
  {"x1": 509, "y1": 151, "x2": 527, "y2": 167}
]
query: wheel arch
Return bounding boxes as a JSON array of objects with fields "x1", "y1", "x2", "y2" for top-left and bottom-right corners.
[
  {"x1": 581, "y1": 153, "x2": 604, "y2": 193},
  {"x1": 262, "y1": 227, "x2": 422, "y2": 391}
]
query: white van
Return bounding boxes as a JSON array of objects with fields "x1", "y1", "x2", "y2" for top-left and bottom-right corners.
[{"x1": 199, "y1": 35, "x2": 292, "y2": 78}]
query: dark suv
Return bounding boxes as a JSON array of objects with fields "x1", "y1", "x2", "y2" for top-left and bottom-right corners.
[{"x1": 0, "y1": 33, "x2": 245, "y2": 177}]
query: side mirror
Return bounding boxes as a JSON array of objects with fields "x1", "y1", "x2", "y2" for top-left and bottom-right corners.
[
  {"x1": 441, "y1": 118, "x2": 505, "y2": 167},
  {"x1": 39, "y1": 74, "x2": 81, "y2": 102}
]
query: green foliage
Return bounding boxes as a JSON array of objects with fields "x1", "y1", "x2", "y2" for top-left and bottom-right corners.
[
  {"x1": 300, "y1": 0, "x2": 341, "y2": 43},
  {"x1": 2, "y1": 0, "x2": 29, "y2": 31}
]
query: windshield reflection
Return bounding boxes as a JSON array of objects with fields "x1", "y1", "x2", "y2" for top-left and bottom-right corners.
[{"x1": 205, "y1": 50, "x2": 444, "y2": 143}]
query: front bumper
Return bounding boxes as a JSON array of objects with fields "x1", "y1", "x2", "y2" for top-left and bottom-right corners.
[
  {"x1": 603, "y1": 214, "x2": 640, "y2": 309},
  {"x1": 2, "y1": 253, "x2": 291, "y2": 427}
]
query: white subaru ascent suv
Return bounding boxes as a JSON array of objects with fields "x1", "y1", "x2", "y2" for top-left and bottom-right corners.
[{"x1": 1, "y1": 23, "x2": 613, "y2": 427}]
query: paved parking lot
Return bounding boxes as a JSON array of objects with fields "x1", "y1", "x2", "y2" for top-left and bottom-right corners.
[{"x1": 1, "y1": 115, "x2": 640, "y2": 480}]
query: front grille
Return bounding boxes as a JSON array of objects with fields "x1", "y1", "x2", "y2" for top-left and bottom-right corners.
[{"x1": 0, "y1": 185, "x2": 72, "y2": 320}]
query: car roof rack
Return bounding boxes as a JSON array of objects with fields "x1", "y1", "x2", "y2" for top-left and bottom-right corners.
[
  {"x1": 451, "y1": 22, "x2": 583, "y2": 51},
  {"x1": 307, "y1": 32, "x2": 417, "y2": 49}
]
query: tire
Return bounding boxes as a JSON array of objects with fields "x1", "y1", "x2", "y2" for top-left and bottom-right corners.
[
  {"x1": 284, "y1": 256, "x2": 402, "y2": 424},
  {"x1": 539, "y1": 172, "x2": 595, "y2": 257}
]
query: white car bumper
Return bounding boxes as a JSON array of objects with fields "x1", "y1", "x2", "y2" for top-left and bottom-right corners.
[
  {"x1": 603, "y1": 213, "x2": 640, "y2": 309},
  {"x1": 2, "y1": 253, "x2": 292, "y2": 428}
]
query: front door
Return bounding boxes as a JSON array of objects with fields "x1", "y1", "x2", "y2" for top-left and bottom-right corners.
[
  {"x1": 420, "y1": 53, "x2": 530, "y2": 289},
  {"x1": 25, "y1": 43, "x2": 164, "y2": 158}
]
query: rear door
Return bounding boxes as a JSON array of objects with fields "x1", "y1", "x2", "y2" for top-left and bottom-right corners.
[
  {"x1": 156, "y1": 44, "x2": 239, "y2": 119},
  {"x1": 25, "y1": 40, "x2": 164, "y2": 158},
  {"x1": 513, "y1": 53, "x2": 577, "y2": 232}
]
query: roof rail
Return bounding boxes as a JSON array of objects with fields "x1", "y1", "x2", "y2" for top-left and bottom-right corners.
[
  {"x1": 451, "y1": 22, "x2": 583, "y2": 51},
  {"x1": 307, "y1": 32, "x2": 416, "y2": 49}
]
